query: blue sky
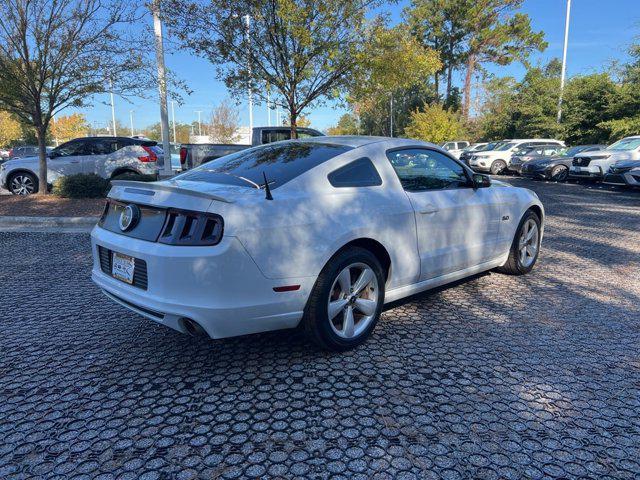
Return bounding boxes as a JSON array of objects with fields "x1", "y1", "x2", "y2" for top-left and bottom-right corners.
[{"x1": 78, "y1": 0, "x2": 639, "y2": 133}]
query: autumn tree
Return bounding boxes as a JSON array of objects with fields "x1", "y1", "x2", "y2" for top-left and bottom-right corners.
[
  {"x1": 166, "y1": 0, "x2": 379, "y2": 138},
  {"x1": 404, "y1": 104, "x2": 466, "y2": 144},
  {"x1": 0, "y1": 0, "x2": 149, "y2": 194},
  {"x1": 51, "y1": 114, "x2": 89, "y2": 144},
  {"x1": 208, "y1": 99, "x2": 240, "y2": 144},
  {"x1": 0, "y1": 110, "x2": 22, "y2": 147}
]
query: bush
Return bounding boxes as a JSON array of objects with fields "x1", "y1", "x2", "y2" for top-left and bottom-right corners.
[
  {"x1": 53, "y1": 173, "x2": 110, "y2": 198},
  {"x1": 110, "y1": 172, "x2": 157, "y2": 182},
  {"x1": 404, "y1": 104, "x2": 466, "y2": 144}
]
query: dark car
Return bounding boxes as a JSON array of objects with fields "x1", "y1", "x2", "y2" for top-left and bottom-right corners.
[
  {"x1": 603, "y1": 159, "x2": 640, "y2": 187},
  {"x1": 508, "y1": 144, "x2": 565, "y2": 174},
  {"x1": 520, "y1": 144, "x2": 607, "y2": 181}
]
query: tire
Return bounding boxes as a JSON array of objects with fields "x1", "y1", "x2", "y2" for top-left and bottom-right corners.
[
  {"x1": 490, "y1": 160, "x2": 507, "y2": 175},
  {"x1": 549, "y1": 165, "x2": 568, "y2": 182},
  {"x1": 496, "y1": 210, "x2": 541, "y2": 275},
  {"x1": 8, "y1": 172, "x2": 38, "y2": 195},
  {"x1": 303, "y1": 246, "x2": 385, "y2": 351}
]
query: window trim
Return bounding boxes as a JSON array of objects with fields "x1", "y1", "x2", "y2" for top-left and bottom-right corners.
[
  {"x1": 385, "y1": 146, "x2": 474, "y2": 193},
  {"x1": 327, "y1": 157, "x2": 383, "y2": 188}
]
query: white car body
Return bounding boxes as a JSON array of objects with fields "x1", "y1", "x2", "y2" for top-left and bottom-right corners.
[
  {"x1": 441, "y1": 141, "x2": 470, "y2": 159},
  {"x1": 469, "y1": 139, "x2": 565, "y2": 174},
  {"x1": 0, "y1": 136, "x2": 163, "y2": 194},
  {"x1": 570, "y1": 136, "x2": 640, "y2": 181},
  {"x1": 90, "y1": 136, "x2": 544, "y2": 343}
]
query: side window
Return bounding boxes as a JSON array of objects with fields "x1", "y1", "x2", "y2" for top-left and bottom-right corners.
[
  {"x1": 53, "y1": 140, "x2": 88, "y2": 157},
  {"x1": 443, "y1": 142, "x2": 455, "y2": 151},
  {"x1": 261, "y1": 130, "x2": 291, "y2": 144},
  {"x1": 328, "y1": 157, "x2": 382, "y2": 188},
  {"x1": 88, "y1": 139, "x2": 118, "y2": 155},
  {"x1": 386, "y1": 148, "x2": 469, "y2": 191}
]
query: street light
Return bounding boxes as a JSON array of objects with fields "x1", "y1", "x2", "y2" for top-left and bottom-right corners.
[
  {"x1": 557, "y1": 0, "x2": 572, "y2": 123},
  {"x1": 129, "y1": 110, "x2": 134, "y2": 136},
  {"x1": 170, "y1": 100, "x2": 177, "y2": 142},
  {"x1": 109, "y1": 78, "x2": 117, "y2": 136},
  {"x1": 195, "y1": 110, "x2": 202, "y2": 136}
]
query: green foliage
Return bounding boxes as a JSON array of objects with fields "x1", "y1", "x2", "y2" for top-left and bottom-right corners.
[
  {"x1": 327, "y1": 113, "x2": 359, "y2": 135},
  {"x1": 53, "y1": 174, "x2": 109, "y2": 199},
  {"x1": 110, "y1": 173, "x2": 157, "y2": 182},
  {"x1": 597, "y1": 116, "x2": 640, "y2": 142},
  {"x1": 404, "y1": 104, "x2": 466, "y2": 144}
]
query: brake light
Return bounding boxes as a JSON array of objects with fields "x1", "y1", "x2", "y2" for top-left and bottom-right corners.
[
  {"x1": 138, "y1": 146, "x2": 158, "y2": 163},
  {"x1": 179, "y1": 147, "x2": 187, "y2": 165},
  {"x1": 8, "y1": 149, "x2": 13, "y2": 157}
]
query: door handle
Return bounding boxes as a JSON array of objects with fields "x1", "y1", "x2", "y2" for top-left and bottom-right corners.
[
  {"x1": 70, "y1": 160, "x2": 79, "y2": 163},
  {"x1": 419, "y1": 205, "x2": 439, "y2": 214}
]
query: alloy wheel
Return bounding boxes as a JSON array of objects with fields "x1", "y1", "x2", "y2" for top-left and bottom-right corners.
[
  {"x1": 10, "y1": 174, "x2": 35, "y2": 195},
  {"x1": 327, "y1": 262, "x2": 379, "y2": 339},
  {"x1": 518, "y1": 219, "x2": 539, "y2": 267}
]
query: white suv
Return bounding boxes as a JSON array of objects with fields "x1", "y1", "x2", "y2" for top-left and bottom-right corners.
[
  {"x1": 469, "y1": 139, "x2": 565, "y2": 175},
  {"x1": 570, "y1": 136, "x2": 640, "y2": 181},
  {"x1": 0, "y1": 136, "x2": 164, "y2": 195},
  {"x1": 441, "y1": 141, "x2": 470, "y2": 159}
]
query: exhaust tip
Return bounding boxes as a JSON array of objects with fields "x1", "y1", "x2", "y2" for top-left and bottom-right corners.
[{"x1": 181, "y1": 318, "x2": 209, "y2": 338}]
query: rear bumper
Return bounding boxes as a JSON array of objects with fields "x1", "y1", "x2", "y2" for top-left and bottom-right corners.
[{"x1": 91, "y1": 226, "x2": 315, "y2": 339}]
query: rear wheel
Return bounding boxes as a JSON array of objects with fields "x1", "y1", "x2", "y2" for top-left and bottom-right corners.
[
  {"x1": 490, "y1": 160, "x2": 507, "y2": 175},
  {"x1": 9, "y1": 172, "x2": 38, "y2": 195},
  {"x1": 549, "y1": 165, "x2": 568, "y2": 182},
  {"x1": 303, "y1": 247, "x2": 385, "y2": 351},
  {"x1": 496, "y1": 210, "x2": 541, "y2": 275}
]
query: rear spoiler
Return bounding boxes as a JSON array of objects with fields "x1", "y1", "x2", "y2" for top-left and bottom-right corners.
[{"x1": 109, "y1": 180, "x2": 233, "y2": 203}]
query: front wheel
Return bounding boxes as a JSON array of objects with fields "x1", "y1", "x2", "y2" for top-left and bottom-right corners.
[
  {"x1": 9, "y1": 172, "x2": 38, "y2": 195},
  {"x1": 303, "y1": 247, "x2": 385, "y2": 351},
  {"x1": 496, "y1": 210, "x2": 541, "y2": 275},
  {"x1": 490, "y1": 160, "x2": 507, "y2": 175},
  {"x1": 549, "y1": 165, "x2": 568, "y2": 182}
]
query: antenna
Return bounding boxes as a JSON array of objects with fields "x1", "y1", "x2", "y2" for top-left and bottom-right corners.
[{"x1": 263, "y1": 172, "x2": 273, "y2": 201}]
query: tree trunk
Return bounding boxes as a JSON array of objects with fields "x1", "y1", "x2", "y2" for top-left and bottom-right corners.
[
  {"x1": 434, "y1": 73, "x2": 439, "y2": 100},
  {"x1": 289, "y1": 108, "x2": 298, "y2": 139},
  {"x1": 36, "y1": 126, "x2": 48, "y2": 195},
  {"x1": 463, "y1": 54, "x2": 476, "y2": 119},
  {"x1": 446, "y1": 65, "x2": 453, "y2": 102}
]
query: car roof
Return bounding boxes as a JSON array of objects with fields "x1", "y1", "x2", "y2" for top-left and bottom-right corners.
[{"x1": 293, "y1": 135, "x2": 437, "y2": 150}]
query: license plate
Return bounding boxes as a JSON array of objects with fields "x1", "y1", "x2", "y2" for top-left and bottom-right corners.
[{"x1": 112, "y1": 252, "x2": 135, "y2": 284}]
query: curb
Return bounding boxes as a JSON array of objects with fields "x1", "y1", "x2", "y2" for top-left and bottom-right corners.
[{"x1": 0, "y1": 216, "x2": 97, "y2": 233}]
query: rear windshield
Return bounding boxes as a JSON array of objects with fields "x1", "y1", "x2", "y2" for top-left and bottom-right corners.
[{"x1": 176, "y1": 142, "x2": 352, "y2": 189}]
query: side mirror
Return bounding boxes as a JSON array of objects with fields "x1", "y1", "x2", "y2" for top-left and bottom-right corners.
[
  {"x1": 472, "y1": 173, "x2": 491, "y2": 188},
  {"x1": 49, "y1": 150, "x2": 59, "y2": 159}
]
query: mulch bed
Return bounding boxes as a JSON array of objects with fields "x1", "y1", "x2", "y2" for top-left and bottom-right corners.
[{"x1": 0, "y1": 194, "x2": 105, "y2": 217}]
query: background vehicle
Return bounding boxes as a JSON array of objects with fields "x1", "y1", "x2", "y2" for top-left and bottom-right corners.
[
  {"x1": 91, "y1": 136, "x2": 544, "y2": 351},
  {"x1": 459, "y1": 141, "x2": 503, "y2": 166},
  {"x1": 603, "y1": 159, "x2": 640, "y2": 187},
  {"x1": 469, "y1": 139, "x2": 565, "y2": 175},
  {"x1": 521, "y1": 145, "x2": 606, "y2": 181},
  {"x1": 8, "y1": 145, "x2": 53, "y2": 159},
  {"x1": 508, "y1": 144, "x2": 566, "y2": 174},
  {"x1": 0, "y1": 136, "x2": 163, "y2": 195},
  {"x1": 571, "y1": 136, "x2": 640, "y2": 181},
  {"x1": 0, "y1": 148, "x2": 10, "y2": 160},
  {"x1": 179, "y1": 126, "x2": 324, "y2": 169},
  {"x1": 440, "y1": 141, "x2": 470, "y2": 159}
]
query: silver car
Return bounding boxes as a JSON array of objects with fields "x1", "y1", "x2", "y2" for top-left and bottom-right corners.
[{"x1": 0, "y1": 136, "x2": 163, "y2": 195}]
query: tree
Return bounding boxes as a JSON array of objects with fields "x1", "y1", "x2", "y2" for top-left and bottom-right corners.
[
  {"x1": 404, "y1": 104, "x2": 466, "y2": 143},
  {"x1": 208, "y1": 99, "x2": 240, "y2": 144},
  {"x1": 0, "y1": 110, "x2": 22, "y2": 147},
  {"x1": 0, "y1": 0, "x2": 148, "y2": 194},
  {"x1": 166, "y1": 0, "x2": 379, "y2": 137},
  {"x1": 459, "y1": 0, "x2": 546, "y2": 118},
  {"x1": 50, "y1": 114, "x2": 89, "y2": 144},
  {"x1": 327, "y1": 113, "x2": 359, "y2": 135}
]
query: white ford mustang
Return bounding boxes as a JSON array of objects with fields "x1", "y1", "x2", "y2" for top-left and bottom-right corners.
[{"x1": 91, "y1": 136, "x2": 544, "y2": 350}]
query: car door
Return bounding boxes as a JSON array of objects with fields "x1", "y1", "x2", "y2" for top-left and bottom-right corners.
[
  {"x1": 47, "y1": 139, "x2": 89, "y2": 181},
  {"x1": 386, "y1": 148, "x2": 503, "y2": 280},
  {"x1": 84, "y1": 138, "x2": 119, "y2": 177}
]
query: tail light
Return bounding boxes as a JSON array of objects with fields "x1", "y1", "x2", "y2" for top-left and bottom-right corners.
[
  {"x1": 179, "y1": 147, "x2": 187, "y2": 166},
  {"x1": 159, "y1": 209, "x2": 223, "y2": 246},
  {"x1": 138, "y1": 146, "x2": 158, "y2": 163},
  {"x1": 8, "y1": 149, "x2": 13, "y2": 157}
]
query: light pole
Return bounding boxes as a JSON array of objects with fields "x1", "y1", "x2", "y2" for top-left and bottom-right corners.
[
  {"x1": 557, "y1": 0, "x2": 571, "y2": 123},
  {"x1": 109, "y1": 78, "x2": 117, "y2": 136},
  {"x1": 129, "y1": 110, "x2": 135, "y2": 136},
  {"x1": 152, "y1": 0, "x2": 172, "y2": 177},
  {"x1": 195, "y1": 110, "x2": 202, "y2": 136},
  {"x1": 243, "y1": 14, "x2": 253, "y2": 131},
  {"x1": 170, "y1": 100, "x2": 177, "y2": 142},
  {"x1": 266, "y1": 85, "x2": 271, "y2": 127}
]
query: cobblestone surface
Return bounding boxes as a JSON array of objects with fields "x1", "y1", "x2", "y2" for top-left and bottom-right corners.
[{"x1": 1, "y1": 178, "x2": 639, "y2": 479}]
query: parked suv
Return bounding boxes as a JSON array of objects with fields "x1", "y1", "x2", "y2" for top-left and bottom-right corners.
[
  {"x1": 469, "y1": 139, "x2": 565, "y2": 175},
  {"x1": 441, "y1": 141, "x2": 470, "y2": 159},
  {"x1": 570, "y1": 136, "x2": 640, "y2": 181},
  {"x1": 0, "y1": 136, "x2": 163, "y2": 195}
]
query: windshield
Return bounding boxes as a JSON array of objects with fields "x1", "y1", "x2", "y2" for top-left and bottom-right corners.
[
  {"x1": 563, "y1": 146, "x2": 588, "y2": 156},
  {"x1": 495, "y1": 142, "x2": 516, "y2": 151},
  {"x1": 608, "y1": 138, "x2": 640, "y2": 151},
  {"x1": 175, "y1": 142, "x2": 352, "y2": 189}
]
